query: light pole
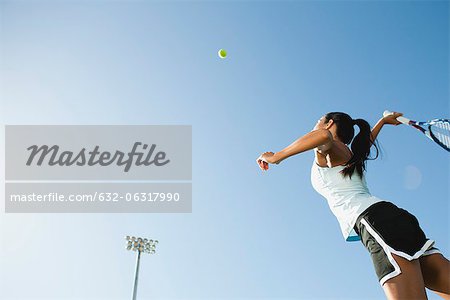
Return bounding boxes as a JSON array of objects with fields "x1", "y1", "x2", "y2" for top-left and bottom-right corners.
[{"x1": 125, "y1": 235, "x2": 158, "y2": 300}]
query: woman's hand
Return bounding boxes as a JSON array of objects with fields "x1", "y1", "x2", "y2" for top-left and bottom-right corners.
[
  {"x1": 382, "y1": 111, "x2": 403, "y2": 126},
  {"x1": 256, "y1": 151, "x2": 276, "y2": 171}
]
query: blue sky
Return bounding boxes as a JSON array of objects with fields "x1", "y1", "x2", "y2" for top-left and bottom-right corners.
[{"x1": 0, "y1": 1, "x2": 448, "y2": 299}]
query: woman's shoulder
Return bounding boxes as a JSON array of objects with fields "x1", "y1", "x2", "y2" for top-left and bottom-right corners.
[
  {"x1": 334, "y1": 140, "x2": 353, "y2": 156},
  {"x1": 315, "y1": 140, "x2": 352, "y2": 168}
]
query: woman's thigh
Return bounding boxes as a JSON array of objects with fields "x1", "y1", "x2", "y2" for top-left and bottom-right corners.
[
  {"x1": 420, "y1": 253, "x2": 450, "y2": 296},
  {"x1": 383, "y1": 253, "x2": 427, "y2": 300}
]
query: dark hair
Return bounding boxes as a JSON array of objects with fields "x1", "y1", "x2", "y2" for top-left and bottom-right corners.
[{"x1": 324, "y1": 112, "x2": 379, "y2": 179}]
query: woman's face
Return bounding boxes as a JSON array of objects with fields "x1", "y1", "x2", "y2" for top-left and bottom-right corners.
[{"x1": 313, "y1": 115, "x2": 329, "y2": 130}]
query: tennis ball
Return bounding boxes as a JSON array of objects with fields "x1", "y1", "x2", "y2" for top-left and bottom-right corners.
[{"x1": 218, "y1": 49, "x2": 227, "y2": 59}]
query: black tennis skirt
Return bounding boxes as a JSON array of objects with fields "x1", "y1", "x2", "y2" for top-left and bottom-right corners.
[{"x1": 353, "y1": 201, "x2": 440, "y2": 286}]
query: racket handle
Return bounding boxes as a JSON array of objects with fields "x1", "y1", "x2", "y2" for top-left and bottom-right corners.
[{"x1": 383, "y1": 110, "x2": 410, "y2": 125}]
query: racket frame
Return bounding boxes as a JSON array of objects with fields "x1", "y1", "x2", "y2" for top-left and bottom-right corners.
[{"x1": 383, "y1": 110, "x2": 450, "y2": 152}]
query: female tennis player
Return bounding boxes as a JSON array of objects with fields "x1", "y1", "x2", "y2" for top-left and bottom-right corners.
[{"x1": 256, "y1": 112, "x2": 449, "y2": 300}]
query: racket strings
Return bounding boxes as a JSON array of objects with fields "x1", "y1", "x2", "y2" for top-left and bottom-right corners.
[{"x1": 430, "y1": 121, "x2": 450, "y2": 149}]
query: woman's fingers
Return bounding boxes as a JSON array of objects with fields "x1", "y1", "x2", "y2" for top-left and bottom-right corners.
[
  {"x1": 257, "y1": 159, "x2": 269, "y2": 171},
  {"x1": 393, "y1": 112, "x2": 403, "y2": 125},
  {"x1": 257, "y1": 159, "x2": 265, "y2": 170},
  {"x1": 257, "y1": 153, "x2": 272, "y2": 171},
  {"x1": 383, "y1": 112, "x2": 405, "y2": 126}
]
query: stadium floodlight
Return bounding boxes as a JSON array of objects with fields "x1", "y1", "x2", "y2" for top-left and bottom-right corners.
[{"x1": 125, "y1": 235, "x2": 158, "y2": 300}]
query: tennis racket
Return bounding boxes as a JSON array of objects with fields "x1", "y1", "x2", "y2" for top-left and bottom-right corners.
[{"x1": 383, "y1": 110, "x2": 450, "y2": 152}]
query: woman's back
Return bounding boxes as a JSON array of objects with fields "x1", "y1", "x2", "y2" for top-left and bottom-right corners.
[
  {"x1": 315, "y1": 139, "x2": 353, "y2": 168},
  {"x1": 311, "y1": 140, "x2": 384, "y2": 242}
]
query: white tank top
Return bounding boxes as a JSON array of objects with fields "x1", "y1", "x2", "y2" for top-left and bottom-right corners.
[{"x1": 310, "y1": 160, "x2": 384, "y2": 242}]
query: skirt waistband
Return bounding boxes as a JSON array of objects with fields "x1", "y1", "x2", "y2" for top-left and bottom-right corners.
[{"x1": 354, "y1": 201, "x2": 393, "y2": 235}]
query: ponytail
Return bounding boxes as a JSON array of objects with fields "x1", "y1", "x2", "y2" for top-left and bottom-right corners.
[{"x1": 341, "y1": 118, "x2": 379, "y2": 179}]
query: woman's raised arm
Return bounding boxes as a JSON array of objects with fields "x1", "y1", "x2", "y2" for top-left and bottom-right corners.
[
  {"x1": 265, "y1": 129, "x2": 333, "y2": 165},
  {"x1": 370, "y1": 112, "x2": 404, "y2": 144}
]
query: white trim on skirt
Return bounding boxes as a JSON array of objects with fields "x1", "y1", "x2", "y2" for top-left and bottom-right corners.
[{"x1": 360, "y1": 218, "x2": 438, "y2": 286}]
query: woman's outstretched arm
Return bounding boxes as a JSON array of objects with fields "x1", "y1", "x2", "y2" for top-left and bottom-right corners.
[
  {"x1": 264, "y1": 129, "x2": 333, "y2": 165},
  {"x1": 370, "y1": 118, "x2": 385, "y2": 144}
]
